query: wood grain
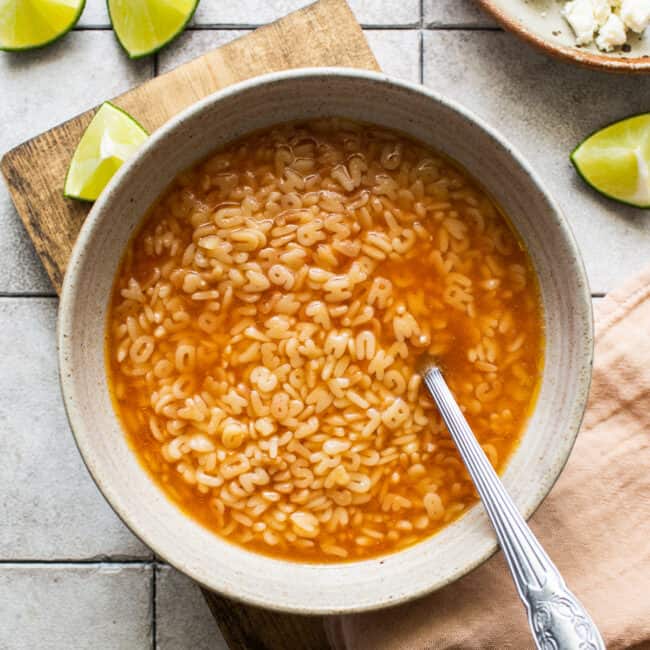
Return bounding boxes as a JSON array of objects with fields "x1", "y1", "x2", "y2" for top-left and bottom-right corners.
[
  {"x1": 1, "y1": 1, "x2": 377, "y2": 647},
  {"x1": 0, "y1": 0, "x2": 378, "y2": 293}
]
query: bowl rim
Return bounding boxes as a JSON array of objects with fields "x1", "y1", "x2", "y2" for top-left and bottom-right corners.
[
  {"x1": 58, "y1": 66, "x2": 594, "y2": 614},
  {"x1": 476, "y1": 0, "x2": 650, "y2": 73}
]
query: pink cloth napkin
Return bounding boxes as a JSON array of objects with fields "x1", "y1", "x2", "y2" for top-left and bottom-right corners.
[{"x1": 329, "y1": 266, "x2": 650, "y2": 650}]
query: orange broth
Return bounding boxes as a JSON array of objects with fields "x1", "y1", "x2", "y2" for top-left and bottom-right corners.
[{"x1": 106, "y1": 119, "x2": 543, "y2": 562}]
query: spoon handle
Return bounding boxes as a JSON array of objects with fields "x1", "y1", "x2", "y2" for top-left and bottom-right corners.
[{"x1": 422, "y1": 366, "x2": 605, "y2": 650}]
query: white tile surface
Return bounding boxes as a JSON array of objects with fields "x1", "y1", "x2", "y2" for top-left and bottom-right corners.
[
  {"x1": 365, "y1": 30, "x2": 421, "y2": 83},
  {"x1": 423, "y1": 30, "x2": 650, "y2": 294},
  {"x1": 76, "y1": 0, "x2": 110, "y2": 26},
  {"x1": 0, "y1": 564, "x2": 152, "y2": 649},
  {"x1": 157, "y1": 30, "x2": 250, "y2": 73},
  {"x1": 0, "y1": 299, "x2": 148, "y2": 559},
  {"x1": 79, "y1": 0, "x2": 421, "y2": 27},
  {"x1": 191, "y1": 0, "x2": 420, "y2": 26},
  {"x1": 193, "y1": 0, "x2": 309, "y2": 25},
  {"x1": 156, "y1": 566, "x2": 227, "y2": 650},
  {"x1": 0, "y1": 194, "x2": 52, "y2": 294},
  {"x1": 348, "y1": 0, "x2": 420, "y2": 26},
  {"x1": 158, "y1": 29, "x2": 420, "y2": 83},
  {"x1": 0, "y1": 32, "x2": 152, "y2": 294},
  {"x1": 424, "y1": 0, "x2": 497, "y2": 27}
]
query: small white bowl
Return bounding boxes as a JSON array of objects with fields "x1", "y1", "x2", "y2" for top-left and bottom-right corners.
[
  {"x1": 58, "y1": 68, "x2": 593, "y2": 615},
  {"x1": 477, "y1": 0, "x2": 650, "y2": 73}
]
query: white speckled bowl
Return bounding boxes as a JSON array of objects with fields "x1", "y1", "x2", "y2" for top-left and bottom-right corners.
[
  {"x1": 58, "y1": 68, "x2": 593, "y2": 614},
  {"x1": 478, "y1": 0, "x2": 650, "y2": 73}
]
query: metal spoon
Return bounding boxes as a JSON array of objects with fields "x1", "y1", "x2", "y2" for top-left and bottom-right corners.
[{"x1": 418, "y1": 356, "x2": 605, "y2": 650}]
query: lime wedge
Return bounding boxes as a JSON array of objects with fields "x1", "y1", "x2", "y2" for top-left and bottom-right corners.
[
  {"x1": 0, "y1": 0, "x2": 85, "y2": 51},
  {"x1": 571, "y1": 113, "x2": 650, "y2": 209},
  {"x1": 107, "y1": 0, "x2": 198, "y2": 59},
  {"x1": 64, "y1": 102, "x2": 148, "y2": 202}
]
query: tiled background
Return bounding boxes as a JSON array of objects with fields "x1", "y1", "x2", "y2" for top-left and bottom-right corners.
[{"x1": 1, "y1": 1, "x2": 649, "y2": 648}]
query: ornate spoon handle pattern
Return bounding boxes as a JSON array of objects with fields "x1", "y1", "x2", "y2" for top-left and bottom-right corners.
[{"x1": 421, "y1": 364, "x2": 605, "y2": 650}]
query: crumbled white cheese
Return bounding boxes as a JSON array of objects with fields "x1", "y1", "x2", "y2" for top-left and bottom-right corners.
[
  {"x1": 620, "y1": 0, "x2": 650, "y2": 32},
  {"x1": 596, "y1": 12, "x2": 627, "y2": 49},
  {"x1": 593, "y1": 0, "x2": 613, "y2": 24},
  {"x1": 563, "y1": 0, "x2": 599, "y2": 44},
  {"x1": 563, "y1": 0, "x2": 650, "y2": 50}
]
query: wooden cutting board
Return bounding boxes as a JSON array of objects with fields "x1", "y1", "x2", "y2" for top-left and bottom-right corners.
[{"x1": 0, "y1": 0, "x2": 378, "y2": 647}]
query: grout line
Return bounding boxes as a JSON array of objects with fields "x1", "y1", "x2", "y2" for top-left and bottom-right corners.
[
  {"x1": 159, "y1": 23, "x2": 260, "y2": 30},
  {"x1": 151, "y1": 562, "x2": 157, "y2": 650},
  {"x1": 0, "y1": 292, "x2": 57, "y2": 299},
  {"x1": 425, "y1": 24, "x2": 502, "y2": 31},
  {"x1": 357, "y1": 24, "x2": 421, "y2": 30},
  {"x1": 181, "y1": 24, "x2": 259, "y2": 30},
  {"x1": 0, "y1": 558, "x2": 156, "y2": 567},
  {"x1": 183, "y1": 23, "x2": 423, "y2": 30},
  {"x1": 72, "y1": 23, "x2": 427, "y2": 32},
  {"x1": 418, "y1": 0, "x2": 424, "y2": 82}
]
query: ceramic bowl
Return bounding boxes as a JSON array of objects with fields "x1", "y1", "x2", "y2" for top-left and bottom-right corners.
[
  {"x1": 478, "y1": 0, "x2": 650, "y2": 73},
  {"x1": 58, "y1": 68, "x2": 593, "y2": 614}
]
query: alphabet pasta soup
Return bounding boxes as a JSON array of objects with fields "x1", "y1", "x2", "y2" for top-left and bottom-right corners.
[{"x1": 107, "y1": 119, "x2": 543, "y2": 562}]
